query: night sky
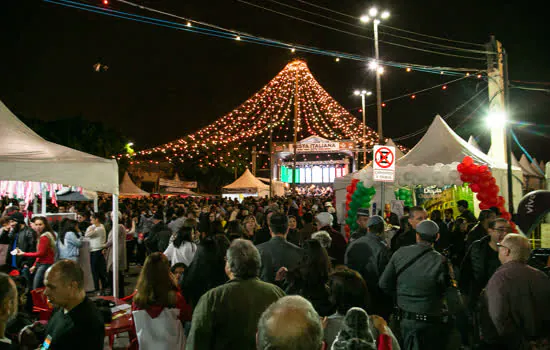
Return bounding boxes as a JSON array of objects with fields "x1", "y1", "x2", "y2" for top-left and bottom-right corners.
[{"x1": 1, "y1": 0, "x2": 549, "y2": 161}]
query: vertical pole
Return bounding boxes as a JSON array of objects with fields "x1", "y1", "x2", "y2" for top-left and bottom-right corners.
[
  {"x1": 374, "y1": 20, "x2": 386, "y2": 212},
  {"x1": 292, "y1": 67, "x2": 299, "y2": 192},
  {"x1": 269, "y1": 114, "x2": 274, "y2": 198},
  {"x1": 93, "y1": 196, "x2": 99, "y2": 213},
  {"x1": 41, "y1": 183, "x2": 47, "y2": 215},
  {"x1": 362, "y1": 94, "x2": 367, "y2": 166},
  {"x1": 33, "y1": 196, "x2": 38, "y2": 216},
  {"x1": 112, "y1": 194, "x2": 119, "y2": 298},
  {"x1": 503, "y1": 49, "x2": 514, "y2": 214},
  {"x1": 251, "y1": 146, "x2": 257, "y2": 176}
]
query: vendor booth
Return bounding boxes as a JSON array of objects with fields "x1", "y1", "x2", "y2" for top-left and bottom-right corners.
[
  {"x1": 120, "y1": 171, "x2": 150, "y2": 198},
  {"x1": 0, "y1": 100, "x2": 122, "y2": 297},
  {"x1": 222, "y1": 169, "x2": 270, "y2": 201},
  {"x1": 336, "y1": 115, "x2": 524, "y2": 223}
]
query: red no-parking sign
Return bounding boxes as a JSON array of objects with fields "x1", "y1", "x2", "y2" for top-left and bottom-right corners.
[{"x1": 373, "y1": 145, "x2": 395, "y2": 182}]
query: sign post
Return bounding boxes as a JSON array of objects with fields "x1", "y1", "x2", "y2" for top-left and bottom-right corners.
[{"x1": 373, "y1": 145, "x2": 396, "y2": 214}]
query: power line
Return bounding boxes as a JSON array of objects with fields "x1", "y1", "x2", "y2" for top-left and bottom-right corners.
[
  {"x1": 292, "y1": 0, "x2": 486, "y2": 47},
  {"x1": 265, "y1": 0, "x2": 494, "y2": 55},
  {"x1": 510, "y1": 79, "x2": 550, "y2": 86},
  {"x1": 236, "y1": 0, "x2": 487, "y2": 61},
  {"x1": 511, "y1": 85, "x2": 550, "y2": 93},
  {"x1": 52, "y1": 0, "x2": 481, "y2": 77},
  {"x1": 392, "y1": 87, "x2": 488, "y2": 141}
]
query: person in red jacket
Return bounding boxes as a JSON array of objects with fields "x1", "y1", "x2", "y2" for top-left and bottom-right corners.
[{"x1": 16, "y1": 216, "x2": 56, "y2": 290}]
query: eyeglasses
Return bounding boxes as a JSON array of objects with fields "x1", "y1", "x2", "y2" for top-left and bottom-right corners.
[
  {"x1": 496, "y1": 242, "x2": 511, "y2": 250},
  {"x1": 493, "y1": 227, "x2": 510, "y2": 233}
]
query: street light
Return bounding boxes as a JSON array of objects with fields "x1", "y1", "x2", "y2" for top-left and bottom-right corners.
[
  {"x1": 127, "y1": 142, "x2": 134, "y2": 147},
  {"x1": 360, "y1": 7, "x2": 390, "y2": 145},
  {"x1": 353, "y1": 90, "x2": 372, "y2": 167},
  {"x1": 361, "y1": 7, "x2": 390, "y2": 212},
  {"x1": 486, "y1": 110, "x2": 507, "y2": 128}
]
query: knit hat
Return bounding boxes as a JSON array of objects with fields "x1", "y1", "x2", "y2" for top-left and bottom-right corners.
[
  {"x1": 9, "y1": 212, "x2": 25, "y2": 225},
  {"x1": 416, "y1": 220, "x2": 439, "y2": 242},
  {"x1": 331, "y1": 307, "x2": 376, "y2": 350}
]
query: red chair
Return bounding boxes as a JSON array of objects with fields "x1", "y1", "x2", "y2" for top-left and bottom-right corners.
[{"x1": 30, "y1": 287, "x2": 53, "y2": 321}]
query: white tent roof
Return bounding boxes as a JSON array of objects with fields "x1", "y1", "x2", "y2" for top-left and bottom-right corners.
[
  {"x1": 487, "y1": 145, "x2": 524, "y2": 172},
  {"x1": 120, "y1": 172, "x2": 149, "y2": 197},
  {"x1": 223, "y1": 169, "x2": 269, "y2": 191},
  {"x1": 519, "y1": 154, "x2": 543, "y2": 177},
  {"x1": 530, "y1": 158, "x2": 545, "y2": 177},
  {"x1": 467, "y1": 136, "x2": 482, "y2": 151},
  {"x1": 0, "y1": 100, "x2": 119, "y2": 194},
  {"x1": 397, "y1": 115, "x2": 501, "y2": 167},
  {"x1": 386, "y1": 138, "x2": 405, "y2": 159}
]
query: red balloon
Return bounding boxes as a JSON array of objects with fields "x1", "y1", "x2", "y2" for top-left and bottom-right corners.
[
  {"x1": 498, "y1": 205, "x2": 506, "y2": 214},
  {"x1": 479, "y1": 165, "x2": 489, "y2": 173},
  {"x1": 471, "y1": 175, "x2": 480, "y2": 183},
  {"x1": 478, "y1": 180, "x2": 491, "y2": 189},
  {"x1": 487, "y1": 185, "x2": 499, "y2": 196},
  {"x1": 489, "y1": 178, "x2": 497, "y2": 185},
  {"x1": 477, "y1": 192, "x2": 488, "y2": 202},
  {"x1": 460, "y1": 174, "x2": 469, "y2": 183},
  {"x1": 470, "y1": 183, "x2": 481, "y2": 192},
  {"x1": 346, "y1": 185, "x2": 352, "y2": 192},
  {"x1": 486, "y1": 198, "x2": 498, "y2": 207},
  {"x1": 479, "y1": 202, "x2": 490, "y2": 210},
  {"x1": 464, "y1": 165, "x2": 476, "y2": 175},
  {"x1": 501, "y1": 212, "x2": 512, "y2": 221},
  {"x1": 352, "y1": 179, "x2": 360, "y2": 184},
  {"x1": 463, "y1": 156, "x2": 474, "y2": 167},
  {"x1": 457, "y1": 163, "x2": 465, "y2": 173}
]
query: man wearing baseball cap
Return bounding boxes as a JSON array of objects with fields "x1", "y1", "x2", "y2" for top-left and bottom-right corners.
[
  {"x1": 379, "y1": 219, "x2": 451, "y2": 349},
  {"x1": 349, "y1": 208, "x2": 370, "y2": 242},
  {"x1": 345, "y1": 215, "x2": 392, "y2": 319}
]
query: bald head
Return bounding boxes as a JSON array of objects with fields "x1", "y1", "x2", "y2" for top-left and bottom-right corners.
[
  {"x1": 257, "y1": 296, "x2": 323, "y2": 350},
  {"x1": 48, "y1": 260, "x2": 84, "y2": 290},
  {"x1": 500, "y1": 233, "x2": 531, "y2": 263}
]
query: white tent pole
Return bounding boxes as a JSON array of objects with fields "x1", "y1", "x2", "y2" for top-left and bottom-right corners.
[
  {"x1": 33, "y1": 196, "x2": 38, "y2": 215},
  {"x1": 94, "y1": 196, "x2": 99, "y2": 213},
  {"x1": 41, "y1": 183, "x2": 47, "y2": 215},
  {"x1": 112, "y1": 194, "x2": 119, "y2": 298}
]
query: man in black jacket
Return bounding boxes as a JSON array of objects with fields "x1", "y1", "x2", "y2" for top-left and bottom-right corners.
[
  {"x1": 7, "y1": 213, "x2": 36, "y2": 289},
  {"x1": 43, "y1": 260, "x2": 104, "y2": 350},
  {"x1": 391, "y1": 206, "x2": 427, "y2": 253},
  {"x1": 460, "y1": 218, "x2": 509, "y2": 310},
  {"x1": 145, "y1": 211, "x2": 171, "y2": 253},
  {"x1": 464, "y1": 209, "x2": 496, "y2": 251}
]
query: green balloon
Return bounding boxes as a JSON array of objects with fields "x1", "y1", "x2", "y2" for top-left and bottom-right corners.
[
  {"x1": 356, "y1": 181, "x2": 364, "y2": 189},
  {"x1": 367, "y1": 187, "x2": 376, "y2": 196}
]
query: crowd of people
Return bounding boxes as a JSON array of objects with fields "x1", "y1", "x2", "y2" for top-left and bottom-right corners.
[{"x1": 0, "y1": 195, "x2": 549, "y2": 350}]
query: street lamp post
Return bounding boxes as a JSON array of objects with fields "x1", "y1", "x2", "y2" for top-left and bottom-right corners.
[
  {"x1": 361, "y1": 8, "x2": 390, "y2": 213},
  {"x1": 354, "y1": 90, "x2": 372, "y2": 167}
]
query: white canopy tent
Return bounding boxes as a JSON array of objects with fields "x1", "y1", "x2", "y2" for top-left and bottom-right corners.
[
  {"x1": 257, "y1": 177, "x2": 285, "y2": 197},
  {"x1": 223, "y1": 169, "x2": 270, "y2": 201},
  {"x1": 120, "y1": 171, "x2": 150, "y2": 197},
  {"x1": 467, "y1": 136, "x2": 482, "y2": 151},
  {"x1": 0, "y1": 100, "x2": 122, "y2": 297},
  {"x1": 352, "y1": 115, "x2": 523, "y2": 212}
]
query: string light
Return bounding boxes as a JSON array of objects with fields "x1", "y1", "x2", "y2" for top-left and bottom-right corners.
[
  {"x1": 406, "y1": 67, "x2": 411, "y2": 72},
  {"x1": 335, "y1": 57, "x2": 340, "y2": 62},
  {"x1": 121, "y1": 60, "x2": 386, "y2": 166}
]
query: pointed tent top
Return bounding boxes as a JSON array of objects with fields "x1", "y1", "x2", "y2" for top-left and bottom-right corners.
[
  {"x1": 120, "y1": 172, "x2": 149, "y2": 197},
  {"x1": 397, "y1": 115, "x2": 499, "y2": 167},
  {"x1": 467, "y1": 136, "x2": 482, "y2": 151},
  {"x1": 530, "y1": 157, "x2": 545, "y2": 176},
  {"x1": 174, "y1": 173, "x2": 181, "y2": 182},
  {"x1": 519, "y1": 154, "x2": 543, "y2": 177},
  {"x1": 223, "y1": 169, "x2": 269, "y2": 190},
  {"x1": 386, "y1": 139, "x2": 405, "y2": 159},
  {"x1": 0, "y1": 100, "x2": 119, "y2": 194}
]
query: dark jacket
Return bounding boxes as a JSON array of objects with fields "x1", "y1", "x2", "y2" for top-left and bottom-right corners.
[
  {"x1": 181, "y1": 238, "x2": 228, "y2": 308},
  {"x1": 319, "y1": 226, "x2": 347, "y2": 266},
  {"x1": 459, "y1": 209, "x2": 477, "y2": 225},
  {"x1": 286, "y1": 228, "x2": 300, "y2": 247},
  {"x1": 345, "y1": 232, "x2": 393, "y2": 318},
  {"x1": 44, "y1": 297, "x2": 104, "y2": 350},
  {"x1": 9, "y1": 226, "x2": 37, "y2": 268},
  {"x1": 379, "y1": 243, "x2": 450, "y2": 315},
  {"x1": 460, "y1": 235, "x2": 500, "y2": 309},
  {"x1": 186, "y1": 278, "x2": 285, "y2": 350},
  {"x1": 298, "y1": 222, "x2": 315, "y2": 246},
  {"x1": 145, "y1": 221, "x2": 171, "y2": 252},
  {"x1": 257, "y1": 236, "x2": 303, "y2": 284},
  {"x1": 253, "y1": 227, "x2": 271, "y2": 246},
  {"x1": 465, "y1": 223, "x2": 487, "y2": 251},
  {"x1": 482, "y1": 261, "x2": 550, "y2": 349},
  {"x1": 349, "y1": 227, "x2": 367, "y2": 243},
  {"x1": 390, "y1": 229, "x2": 416, "y2": 253}
]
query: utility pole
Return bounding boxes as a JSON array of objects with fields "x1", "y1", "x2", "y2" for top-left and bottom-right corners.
[
  {"x1": 269, "y1": 115, "x2": 273, "y2": 198},
  {"x1": 374, "y1": 19, "x2": 386, "y2": 212},
  {"x1": 251, "y1": 145, "x2": 257, "y2": 176},
  {"x1": 486, "y1": 36, "x2": 514, "y2": 213},
  {"x1": 292, "y1": 67, "x2": 299, "y2": 192}
]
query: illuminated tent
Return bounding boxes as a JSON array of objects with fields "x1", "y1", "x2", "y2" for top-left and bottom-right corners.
[
  {"x1": 223, "y1": 169, "x2": 270, "y2": 200},
  {"x1": 120, "y1": 172, "x2": 149, "y2": 197}
]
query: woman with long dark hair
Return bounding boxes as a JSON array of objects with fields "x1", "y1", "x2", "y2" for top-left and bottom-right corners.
[
  {"x1": 57, "y1": 219, "x2": 82, "y2": 262},
  {"x1": 180, "y1": 234, "x2": 230, "y2": 308},
  {"x1": 242, "y1": 215, "x2": 259, "y2": 241},
  {"x1": 163, "y1": 226, "x2": 197, "y2": 267},
  {"x1": 16, "y1": 216, "x2": 56, "y2": 290},
  {"x1": 277, "y1": 239, "x2": 334, "y2": 316}
]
